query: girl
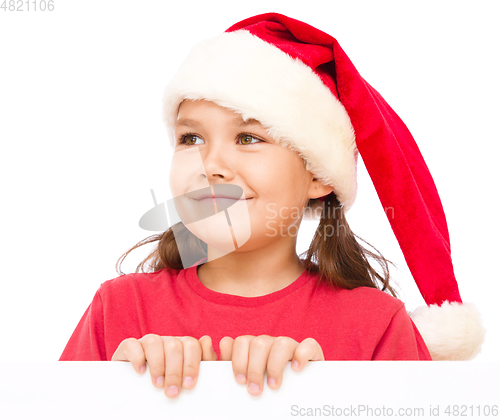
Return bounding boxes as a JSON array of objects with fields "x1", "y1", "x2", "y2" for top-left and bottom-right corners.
[{"x1": 59, "y1": 12, "x2": 485, "y2": 399}]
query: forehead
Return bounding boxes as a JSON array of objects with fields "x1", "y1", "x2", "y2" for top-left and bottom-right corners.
[{"x1": 175, "y1": 100, "x2": 261, "y2": 128}]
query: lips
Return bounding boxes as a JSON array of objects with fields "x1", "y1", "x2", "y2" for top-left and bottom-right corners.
[
  {"x1": 194, "y1": 195, "x2": 250, "y2": 213},
  {"x1": 185, "y1": 184, "x2": 249, "y2": 203},
  {"x1": 187, "y1": 187, "x2": 246, "y2": 201},
  {"x1": 195, "y1": 194, "x2": 248, "y2": 201},
  {"x1": 197, "y1": 198, "x2": 246, "y2": 211}
]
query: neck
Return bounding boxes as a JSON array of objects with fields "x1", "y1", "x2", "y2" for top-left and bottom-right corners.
[{"x1": 197, "y1": 234, "x2": 305, "y2": 297}]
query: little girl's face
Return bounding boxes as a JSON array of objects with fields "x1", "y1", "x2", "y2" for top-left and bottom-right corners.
[{"x1": 169, "y1": 99, "x2": 317, "y2": 253}]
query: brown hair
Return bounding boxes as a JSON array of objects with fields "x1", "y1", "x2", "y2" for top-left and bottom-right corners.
[
  {"x1": 300, "y1": 193, "x2": 397, "y2": 296},
  {"x1": 115, "y1": 193, "x2": 397, "y2": 297}
]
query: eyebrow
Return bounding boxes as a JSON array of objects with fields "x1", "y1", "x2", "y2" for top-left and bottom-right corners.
[{"x1": 174, "y1": 117, "x2": 261, "y2": 128}]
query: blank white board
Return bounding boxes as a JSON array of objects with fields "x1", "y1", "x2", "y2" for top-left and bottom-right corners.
[{"x1": 0, "y1": 362, "x2": 498, "y2": 419}]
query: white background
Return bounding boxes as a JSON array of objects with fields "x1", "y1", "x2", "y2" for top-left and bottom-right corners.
[{"x1": 0, "y1": 0, "x2": 498, "y2": 362}]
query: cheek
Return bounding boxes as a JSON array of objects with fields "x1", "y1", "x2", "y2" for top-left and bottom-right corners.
[
  {"x1": 169, "y1": 148, "x2": 210, "y2": 197},
  {"x1": 249, "y1": 162, "x2": 308, "y2": 230},
  {"x1": 254, "y1": 161, "x2": 309, "y2": 202}
]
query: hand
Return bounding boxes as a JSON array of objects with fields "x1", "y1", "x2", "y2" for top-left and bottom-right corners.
[
  {"x1": 219, "y1": 335, "x2": 324, "y2": 396},
  {"x1": 111, "y1": 334, "x2": 217, "y2": 398}
]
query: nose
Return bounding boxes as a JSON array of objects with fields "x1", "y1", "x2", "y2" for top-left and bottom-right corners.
[{"x1": 201, "y1": 141, "x2": 235, "y2": 181}]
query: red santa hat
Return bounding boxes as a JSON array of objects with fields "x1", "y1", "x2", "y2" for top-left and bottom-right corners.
[{"x1": 162, "y1": 12, "x2": 485, "y2": 360}]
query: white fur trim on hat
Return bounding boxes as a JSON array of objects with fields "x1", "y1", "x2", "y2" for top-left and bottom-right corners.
[
  {"x1": 162, "y1": 29, "x2": 358, "y2": 213},
  {"x1": 410, "y1": 301, "x2": 486, "y2": 361}
]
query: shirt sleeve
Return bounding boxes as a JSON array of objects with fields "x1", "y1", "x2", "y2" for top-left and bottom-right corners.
[
  {"x1": 371, "y1": 305, "x2": 432, "y2": 360},
  {"x1": 59, "y1": 289, "x2": 107, "y2": 361}
]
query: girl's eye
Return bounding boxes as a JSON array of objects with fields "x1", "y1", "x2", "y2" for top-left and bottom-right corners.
[
  {"x1": 178, "y1": 133, "x2": 263, "y2": 146},
  {"x1": 179, "y1": 134, "x2": 204, "y2": 145},
  {"x1": 238, "y1": 134, "x2": 263, "y2": 145}
]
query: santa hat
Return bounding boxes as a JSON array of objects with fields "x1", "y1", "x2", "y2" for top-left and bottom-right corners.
[{"x1": 162, "y1": 12, "x2": 485, "y2": 360}]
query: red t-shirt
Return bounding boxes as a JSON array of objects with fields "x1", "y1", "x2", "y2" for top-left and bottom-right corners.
[{"x1": 59, "y1": 265, "x2": 432, "y2": 361}]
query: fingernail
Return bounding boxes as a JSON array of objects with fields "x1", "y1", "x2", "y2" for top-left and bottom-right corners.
[
  {"x1": 292, "y1": 360, "x2": 300, "y2": 369},
  {"x1": 167, "y1": 385, "x2": 179, "y2": 396},
  {"x1": 236, "y1": 374, "x2": 246, "y2": 383},
  {"x1": 139, "y1": 364, "x2": 146, "y2": 373},
  {"x1": 248, "y1": 382, "x2": 260, "y2": 393},
  {"x1": 183, "y1": 376, "x2": 193, "y2": 387},
  {"x1": 268, "y1": 377, "x2": 277, "y2": 386},
  {"x1": 156, "y1": 376, "x2": 164, "y2": 386}
]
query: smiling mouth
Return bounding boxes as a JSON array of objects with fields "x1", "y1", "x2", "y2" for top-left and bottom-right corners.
[
  {"x1": 196, "y1": 197, "x2": 250, "y2": 203},
  {"x1": 192, "y1": 197, "x2": 252, "y2": 214},
  {"x1": 194, "y1": 193, "x2": 250, "y2": 200}
]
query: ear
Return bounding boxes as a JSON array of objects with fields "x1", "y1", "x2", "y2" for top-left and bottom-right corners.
[{"x1": 308, "y1": 176, "x2": 335, "y2": 200}]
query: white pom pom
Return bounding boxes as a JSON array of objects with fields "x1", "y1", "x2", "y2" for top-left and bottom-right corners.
[{"x1": 410, "y1": 301, "x2": 486, "y2": 361}]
